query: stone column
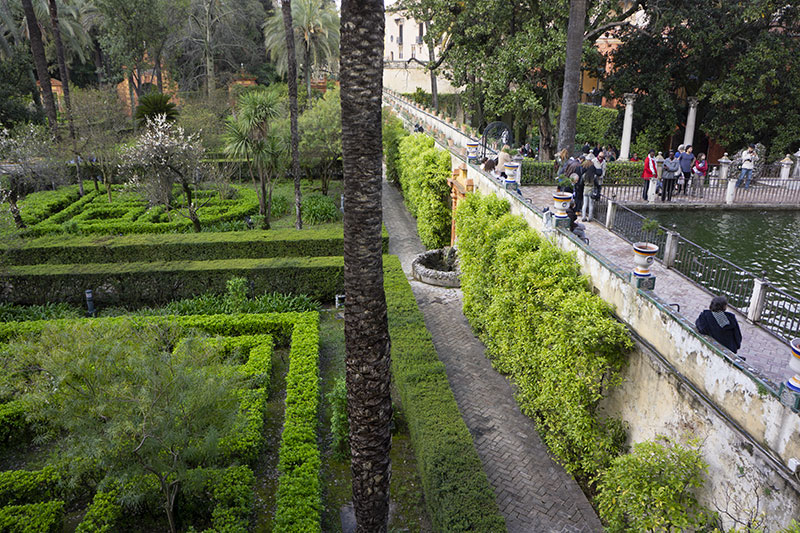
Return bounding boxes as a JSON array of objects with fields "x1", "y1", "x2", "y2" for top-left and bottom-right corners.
[
  {"x1": 649, "y1": 152, "x2": 664, "y2": 203},
  {"x1": 747, "y1": 277, "x2": 768, "y2": 323},
  {"x1": 683, "y1": 97, "x2": 699, "y2": 147},
  {"x1": 605, "y1": 200, "x2": 618, "y2": 229},
  {"x1": 663, "y1": 230, "x2": 679, "y2": 268},
  {"x1": 619, "y1": 93, "x2": 636, "y2": 161},
  {"x1": 793, "y1": 149, "x2": 800, "y2": 179}
]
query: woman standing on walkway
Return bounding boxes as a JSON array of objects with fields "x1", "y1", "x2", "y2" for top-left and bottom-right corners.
[
  {"x1": 661, "y1": 151, "x2": 679, "y2": 202},
  {"x1": 677, "y1": 145, "x2": 695, "y2": 195},
  {"x1": 581, "y1": 159, "x2": 596, "y2": 221},
  {"x1": 641, "y1": 149, "x2": 656, "y2": 200},
  {"x1": 691, "y1": 153, "x2": 708, "y2": 197}
]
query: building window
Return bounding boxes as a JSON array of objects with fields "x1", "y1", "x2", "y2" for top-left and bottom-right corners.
[
  {"x1": 398, "y1": 24, "x2": 403, "y2": 45},
  {"x1": 390, "y1": 35, "x2": 393, "y2": 43},
  {"x1": 399, "y1": 49, "x2": 403, "y2": 60},
  {"x1": 390, "y1": 51, "x2": 394, "y2": 61}
]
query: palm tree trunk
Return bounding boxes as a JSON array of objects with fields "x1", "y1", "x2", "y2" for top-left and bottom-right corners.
[
  {"x1": 281, "y1": 0, "x2": 303, "y2": 229},
  {"x1": 304, "y1": 45, "x2": 312, "y2": 103},
  {"x1": 48, "y1": 0, "x2": 83, "y2": 196},
  {"x1": 557, "y1": 0, "x2": 587, "y2": 153},
  {"x1": 21, "y1": 0, "x2": 58, "y2": 138},
  {"x1": 340, "y1": 1, "x2": 392, "y2": 532}
]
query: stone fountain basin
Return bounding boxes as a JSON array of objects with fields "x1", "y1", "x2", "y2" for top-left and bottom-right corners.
[{"x1": 412, "y1": 248, "x2": 461, "y2": 288}]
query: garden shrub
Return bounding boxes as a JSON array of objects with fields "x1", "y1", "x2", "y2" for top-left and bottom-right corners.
[
  {"x1": 595, "y1": 437, "x2": 710, "y2": 532},
  {"x1": 383, "y1": 111, "x2": 408, "y2": 184},
  {"x1": 273, "y1": 314, "x2": 321, "y2": 533},
  {"x1": 0, "y1": 401, "x2": 26, "y2": 444},
  {"x1": 17, "y1": 185, "x2": 81, "y2": 226},
  {"x1": 0, "y1": 500, "x2": 64, "y2": 533},
  {"x1": 1, "y1": 256, "x2": 344, "y2": 306},
  {"x1": 0, "y1": 467, "x2": 60, "y2": 506},
  {"x1": 455, "y1": 193, "x2": 632, "y2": 480},
  {"x1": 326, "y1": 377, "x2": 349, "y2": 459},
  {"x1": 383, "y1": 255, "x2": 506, "y2": 532},
  {"x1": 397, "y1": 134, "x2": 452, "y2": 248},
  {"x1": 520, "y1": 159, "x2": 644, "y2": 185},
  {"x1": 301, "y1": 194, "x2": 341, "y2": 225},
  {"x1": 521, "y1": 160, "x2": 558, "y2": 185},
  {"x1": 1, "y1": 227, "x2": 388, "y2": 266},
  {"x1": 576, "y1": 103, "x2": 619, "y2": 148}
]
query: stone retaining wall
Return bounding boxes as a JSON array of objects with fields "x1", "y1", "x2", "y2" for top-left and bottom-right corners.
[{"x1": 383, "y1": 92, "x2": 800, "y2": 530}]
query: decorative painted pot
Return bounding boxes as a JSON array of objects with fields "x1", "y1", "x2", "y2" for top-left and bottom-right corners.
[
  {"x1": 504, "y1": 162, "x2": 521, "y2": 183},
  {"x1": 632, "y1": 242, "x2": 659, "y2": 277},
  {"x1": 466, "y1": 142, "x2": 480, "y2": 161},
  {"x1": 787, "y1": 339, "x2": 800, "y2": 392},
  {"x1": 552, "y1": 192, "x2": 573, "y2": 218}
]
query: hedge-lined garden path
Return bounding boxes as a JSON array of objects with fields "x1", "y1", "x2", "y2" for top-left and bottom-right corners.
[{"x1": 382, "y1": 178, "x2": 602, "y2": 533}]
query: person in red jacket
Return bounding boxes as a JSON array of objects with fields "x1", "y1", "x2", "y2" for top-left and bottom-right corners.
[
  {"x1": 691, "y1": 153, "x2": 708, "y2": 197},
  {"x1": 641, "y1": 149, "x2": 657, "y2": 201}
]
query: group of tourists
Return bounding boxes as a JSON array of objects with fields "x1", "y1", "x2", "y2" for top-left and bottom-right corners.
[{"x1": 641, "y1": 145, "x2": 709, "y2": 202}]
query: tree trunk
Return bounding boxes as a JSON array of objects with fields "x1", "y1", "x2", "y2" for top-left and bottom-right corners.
[
  {"x1": 340, "y1": 1, "x2": 392, "y2": 532},
  {"x1": 181, "y1": 182, "x2": 201, "y2": 232},
  {"x1": 304, "y1": 45, "x2": 312, "y2": 103},
  {"x1": 1, "y1": 0, "x2": 41, "y2": 109},
  {"x1": 205, "y1": 0, "x2": 215, "y2": 98},
  {"x1": 557, "y1": 0, "x2": 587, "y2": 153},
  {"x1": 7, "y1": 189, "x2": 26, "y2": 229},
  {"x1": 21, "y1": 0, "x2": 58, "y2": 138},
  {"x1": 264, "y1": 179, "x2": 273, "y2": 230},
  {"x1": 155, "y1": 51, "x2": 163, "y2": 93},
  {"x1": 281, "y1": 0, "x2": 303, "y2": 229},
  {"x1": 92, "y1": 37, "x2": 104, "y2": 83},
  {"x1": 128, "y1": 74, "x2": 137, "y2": 129},
  {"x1": 538, "y1": 109, "x2": 555, "y2": 161},
  {"x1": 425, "y1": 22, "x2": 438, "y2": 111},
  {"x1": 258, "y1": 170, "x2": 268, "y2": 222},
  {"x1": 48, "y1": 0, "x2": 83, "y2": 195}
]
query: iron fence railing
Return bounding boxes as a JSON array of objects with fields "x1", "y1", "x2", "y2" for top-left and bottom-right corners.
[
  {"x1": 605, "y1": 201, "x2": 668, "y2": 261},
  {"x1": 760, "y1": 285, "x2": 800, "y2": 342},
  {"x1": 596, "y1": 197, "x2": 800, "y2": 343},
  {"x1": 672, "y1": 237, "x2": 754, "y2": 313}
]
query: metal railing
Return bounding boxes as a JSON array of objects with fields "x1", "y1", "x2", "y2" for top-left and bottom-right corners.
[
  {"x1": 598, "y1": 196, "x2": 800, "y2": 343},
  {"x1": 671, "y1": 236, "x2": 754, "y2": 312}
]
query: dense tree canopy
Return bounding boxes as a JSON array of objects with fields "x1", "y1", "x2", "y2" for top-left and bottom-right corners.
[{"x1": 603, "y1": 0, "x2": 800, "y2": 159}]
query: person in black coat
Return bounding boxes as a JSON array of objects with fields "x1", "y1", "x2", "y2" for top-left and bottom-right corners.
[{"x1": 695, "y1": 296, "x2": 743, "y2": 354}]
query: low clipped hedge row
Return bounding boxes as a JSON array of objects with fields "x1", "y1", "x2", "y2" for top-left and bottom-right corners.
[
  {"x1": 75, "y1": 466, "x2": 255, "y2": 533},
  {"x1": 1, "y1": 257, "x2": 345, "y2": 306},
  {"x1": 520, "y1": 159, "x2": 645, "y2": 185},
  {"x1": 383, "y1": 255, "x2": 506, "y2": 531},
  {"x1": 455, "y1": 193, "x2": 632, "y2": 480},
  {"x1": 396, "y1": 134, "x2": 452, "y2": 249},
  {"x1": 18, "y1": 185, "x2": 82, "y2": 227},
  {"x1": 0, "y1": 312, "x2": 316, "y2": 532},
  {"x1": 0, "y1": 401, "x2": 25, "y2": 444},
  {"x1": 273, "y1": 313, "x2": 322, "y2": 532},
  {"x1": 0, "y1": 500, "x2": 64, "y2": 532},
  {"x1": 20, "y1": 186, "x2": 261, "y2": 237},
  {"x1": 0, "y1": 227, "x2": 388, "y2": 266}
]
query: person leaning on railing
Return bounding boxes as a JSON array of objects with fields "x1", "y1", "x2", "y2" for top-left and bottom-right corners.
[{"x1": 695, "y1": 295, "x2": 743, "y2": 355}]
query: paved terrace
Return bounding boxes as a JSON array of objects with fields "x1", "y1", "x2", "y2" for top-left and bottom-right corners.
[{"x1": 521, "y1": 185, "x2": 792, "y2": 387}]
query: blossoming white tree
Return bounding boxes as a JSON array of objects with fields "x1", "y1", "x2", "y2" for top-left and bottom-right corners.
[{"x1": 122, "y1": 114, "x2": 207, "y2": 232}]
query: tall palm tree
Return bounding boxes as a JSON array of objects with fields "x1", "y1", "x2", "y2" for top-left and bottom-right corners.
[
  {"x1": 557, "y1": 0, "x2": 587, "y2": 153},
  {"x1": 340, "y1": 0, "x2": 391, "y2": 531},
  {"x1": 280, "y1": 0, "x2": 302, "y2": 229},
  {"x1": 223, "y1": 88, "x2": 286, "y2": 229},
  {"x1": 264, "y1": 0, "x2": 339, "y2": 102},
  {"x1": 20, "y1": 0, "x2": 58, "y2": 137}
]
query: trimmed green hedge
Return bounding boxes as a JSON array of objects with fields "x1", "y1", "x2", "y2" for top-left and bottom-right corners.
[
  {"x1": 0, "y1": 401, "x2": 26, "y2": 444},
  {"x1": 455, "y1": 194, "x2": 632, "y2": 480},
  {"x1": 397, "y1": 134, "x2": 452, "y2": 249},
  {"x1": 18, "y1": 186, "x2": 263, "y2": 237},
  {"x1": 0, "y1": 467, "x2": 60, "y2": 506},
  {"x1": 1, "y1": 257, "x2": 344, "y2": 306},
  {"x1": 273, "y1": 314, "x2": 322, "y2": 533},
  {"x1": 17, "y1": 186, "x2": 82, "y2": 226},
  {"x1": 75, "y1": 466, "x2": 255, "y2": 533},
  {"x1": 383, "y1": 255, "x2": 506, "y2": 532},
  {"x1": 383, "y1": 111, "x2": 409, "y2": 184},
  {"x1": 1, "y1": 226, "x2": 387, "y2": 266},
  {"x1": 520, "y1": 159, "x2": 645, "y2": 185},
  {"x1": 0, "y1": 500, "x2": 64, "y2": 533}
]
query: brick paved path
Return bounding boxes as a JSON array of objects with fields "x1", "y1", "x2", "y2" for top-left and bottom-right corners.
[
  {"x1": 383, "y1": 179, "x2": 602, "y2": 533},
  {"x1": 521, "y1": 185, "x2": 791, "y2": 386}
]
